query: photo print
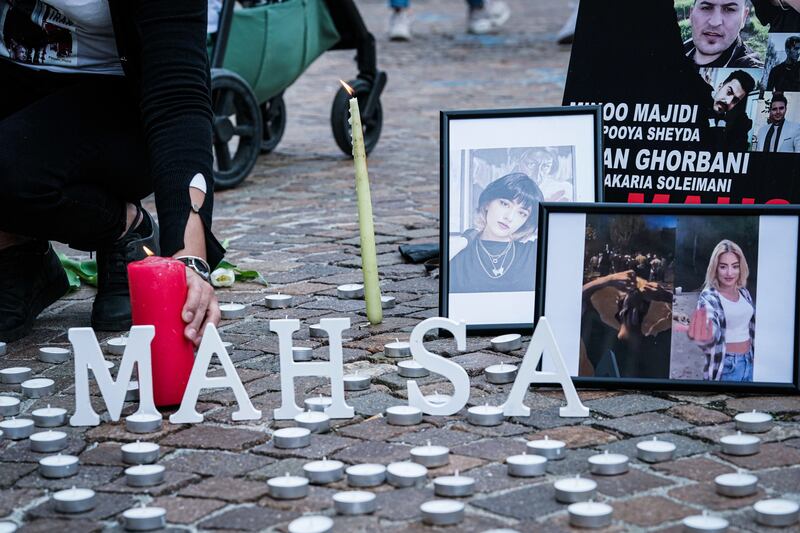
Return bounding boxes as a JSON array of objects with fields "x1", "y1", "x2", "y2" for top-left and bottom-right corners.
[{"x1": 440, "y1": 107, "x2": 602, "y2": 332}]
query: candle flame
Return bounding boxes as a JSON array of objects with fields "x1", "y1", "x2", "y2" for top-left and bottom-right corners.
[
  {"x1": 142, "y1": 246, "x2": 155, "y2": 257},
  {"x1": 339, "y1": 79, "x2": 355, "y2": 97}
]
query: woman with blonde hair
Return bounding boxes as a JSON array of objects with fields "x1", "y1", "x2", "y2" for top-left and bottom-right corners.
[{"x1": 687, "y1": 240, "x2": 755, "y2": 381}]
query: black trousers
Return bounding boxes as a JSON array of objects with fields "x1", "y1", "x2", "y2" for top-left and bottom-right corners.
[{"x1": 0, "y1": 59, "x2": 152, "y2": 251}]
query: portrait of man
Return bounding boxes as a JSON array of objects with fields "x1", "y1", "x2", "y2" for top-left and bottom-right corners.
[
  {"x1": 766, "y1": 35, "x2": 800, "y2": 91},
  {"x1": 754, "y1": 94, "x2": 800, "y2": 151},
  {"x1": 684, "y1": 0, "x2": 764, "y2": 68},
  {"x1": 707, "y1": 69, "x2": 757, "y2": 150}
]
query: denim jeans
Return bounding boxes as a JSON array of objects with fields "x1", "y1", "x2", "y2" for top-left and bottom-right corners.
[
  {"x1": 720, "y1": 350, "x2": 754, "y2": 382},
  {"x1": 390, "y1": 0, "x2": 484, "y2": 8}
]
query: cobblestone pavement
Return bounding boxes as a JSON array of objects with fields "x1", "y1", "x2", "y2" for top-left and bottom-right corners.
[{"x1": 3, "y1": 0, "x2": 800, "y2": 532}]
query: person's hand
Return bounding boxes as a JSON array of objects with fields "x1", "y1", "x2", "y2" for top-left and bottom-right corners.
[
  {"x1": 181, "y1": 268, "x2": 220, "y2": 346},
  {"x1": 640, "y1": 281, "x2": 672, "y2": 303},
  {"x1": 687, "y1": 307, "x2": 713, "y2": 344},
  {"x1": 604, "y1": 270, "x2": 636, "y2": 292}
]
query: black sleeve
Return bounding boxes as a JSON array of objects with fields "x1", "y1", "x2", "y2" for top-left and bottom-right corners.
[
  {"x1": 751, "y1": 0, "x2": 779, "y2": 27},
  {"x1": 133, "y1": 0, "x2": 225, "y2": 267}
]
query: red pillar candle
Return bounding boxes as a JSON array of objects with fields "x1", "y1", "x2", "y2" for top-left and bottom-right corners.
[{"x1": 127, "y1": 256, "x2": 194, "y2": 407}]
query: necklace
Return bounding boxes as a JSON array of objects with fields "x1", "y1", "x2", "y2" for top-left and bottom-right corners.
[{"x1": 475, "y1": 239, "x2": 516, "y2": 278}]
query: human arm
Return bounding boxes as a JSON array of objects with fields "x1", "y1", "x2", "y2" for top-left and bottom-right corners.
[{"x1": 582, "y1": 270, "x2": 636, "y2": 312}]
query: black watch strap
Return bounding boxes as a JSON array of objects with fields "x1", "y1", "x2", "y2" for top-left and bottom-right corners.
[{"x1": 176, "y1": 256, "x2": 211, "y2": 282}]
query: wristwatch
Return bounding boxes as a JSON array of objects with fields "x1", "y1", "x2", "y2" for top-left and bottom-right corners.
[{"x1": 176, "y1": 255, "x2": 211, "y2": 283}]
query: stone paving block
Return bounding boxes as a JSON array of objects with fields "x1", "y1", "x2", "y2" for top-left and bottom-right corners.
[
  {"x1": 427, "y1": 454, "x2": 487, "y2": 476},
  {"x1": 332, "y1": 440, "x2": 412, "y2": 464},
  {"x1": 96, "y1": 471, "x2": 199, "y2": 496},
  {"x1": 468, "y1": 462, "x2": 544, "y2": 493},
  {"x1": 592, "y1": 468, "x2": 675, "y2": 497},
  {"x1": 448, "y1": 352, "x2": 514, "y2": 376},
  {"x1": 726, "y1": 396, "x2": 800, "y2": 413},
  {"x1": 690, "y1": 421, "x2": 800, "y2": 444},
  {"x1": 247, "y1": 458, "x2": 307, "y2": 481},
  {"x1": 162, "y1": 450, "x2": 274, "y2": 477},
  {"x1": 16, "y1": 465, "x2": 120, "y2": 490},
  {"x1": 452, "y1": 437, "x2": 527, "y2": 461},
  {"x1": 198, "y1": 505, "x2": 300, "y2": 531},
  {"x1": 528, "y1": 425, "x2": 619, "y2": 449},
  {"x1": 254, "y1": 434, "x2": 358, "y2": 460},
  {"x1": 539, "y1": 514, "x2": 625, "y2": 533},
  {"x1": 385, "y1": 515, "x2": 511, "y2": 533},
  {"x1": 0, "y1": 435, "x2": 86, "y2": 463},
  {"x1": 449, "y1": 421, "x2": 529, "y2": 438},
  {"x1": 756, "y1": 466, "x2": 800, "y2": 494},
  {"x1": 510, "y1": 407, "x2": 585, "y2": 429},
  {"x1": 375, "y1": 487, "x2": 434, "y2": 521},
  {"x1": 26, "y1": 492, "x2": 135, "y2": 521},
  {"x1": 388, "y1": 427, "x2": 481, "y2": 447},
  {"x1": 335, "y1": 417, "x2": 434, "y2": 441},
  {"x1": 375, "y1": 371, "x2": 445, "y2": 390},
  {"x1": 585, "y1": 394, "x2": 675, "y2": 417},
  {"x1": 84, "y1": 420, "x2": 182, "y2": 444},
  {"x1": 160, "y1": 425, "x2": 267, "y2": 451},
  {"x1": 258, "y1": 485, "x2": 338, "y2": 513},
  {"x1": 149, "y1": 496, "x2": 226, "y2": 524},
  {"x1": 595, "y1": 412, "x2": 693, "y2": 437},
  {"x1": 669, "y1": 482, "x2": 767, "y2": 510},
  {"x1": 80, "y1": 441, "x2": 170, "y2": 467},
  {"x1": 715, "y1": 443, "x2": 800, "y2": 470},
  {"x1": 613, "y1": 495, "x2": 695, "y2": 527},
  {"x1": 178, "y1": 476, "x2": 270, "y2": 502},
  {"x1": 17, "y1": 519, "x2": 103, "y2": 533},
  {"x1": 0, "y1": 463, "x2": 37, "y2": 489},
  {"x1": 0, "y1": 489, "x2": 42, "y2": 518},
  {"x1": 598, "y1": 433, "x2": 707, "y2": 461},
  {"x1": 668, "y1": 404, "x2": 731, "y2": 425},
  {"x1": 347, "y1": 391, "x2": 405, "y2": 416},
  {"x1": 545, "y1": 448, "x2": 596, "y2": 476},
  {"x1": 470, "y1": 482, "x2": 561, "y2": 521},
  {"x1": 653, "y1": 456, "x2": 736, "y2": 482}
]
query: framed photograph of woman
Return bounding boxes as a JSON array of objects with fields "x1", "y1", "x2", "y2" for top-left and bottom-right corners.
[
  {"x1": 440, "y1": 106, "x2": 603, "y2": 332},
  {"x1": 536, "y1": 202, "x2": 800, "y2": 393}
]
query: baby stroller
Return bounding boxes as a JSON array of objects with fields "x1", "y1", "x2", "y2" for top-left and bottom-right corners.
[{"x1": 209, "y1": 0, "x2": 387, "y2": 189}]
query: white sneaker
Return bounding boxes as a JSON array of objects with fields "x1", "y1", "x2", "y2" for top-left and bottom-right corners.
[
  {"x1": 389, "y1": 9, "x2": 412, "y2": 41},
  {"x1": 468, "y1": 0, "x2": 511, "y2": 34}
]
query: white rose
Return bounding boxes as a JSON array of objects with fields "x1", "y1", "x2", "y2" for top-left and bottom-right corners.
[{"x1": 210, "y1": 268, "x2": 236, "y2": 288}]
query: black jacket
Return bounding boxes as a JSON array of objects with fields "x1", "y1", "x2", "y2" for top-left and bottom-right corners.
[
  {"x1": 108, "y1": 0, "x2": 224, "y2": 267},
  {"x1": 683, "y1": 37, "x2": 763, "y2": 69}
]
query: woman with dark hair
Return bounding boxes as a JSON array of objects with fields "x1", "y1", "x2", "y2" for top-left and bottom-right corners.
[{"x1": 449, "y1": 172, "x2": 543, "y2": 293}]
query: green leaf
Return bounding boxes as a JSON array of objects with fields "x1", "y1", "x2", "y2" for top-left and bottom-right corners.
[
  {"x1": 58, "y1": 254, "x2": 98, "y2": 287},
  {"x1": 64, "y1": 268, "x2": 81, "y2": 291},
  {"x1": 214, "y1": 259, "x2": 268, "y2": 286}
]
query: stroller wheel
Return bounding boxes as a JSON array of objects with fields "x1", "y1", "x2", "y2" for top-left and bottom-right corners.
[
  {"x1": 210, "y1": 69, "x2": 263, "y2": 190},
  {"x1": 331, "y1": 79, "x2": 383, "y2": 157},
  {"x1": 260, "y1": 93, "x2": 287, "y2": 154}
]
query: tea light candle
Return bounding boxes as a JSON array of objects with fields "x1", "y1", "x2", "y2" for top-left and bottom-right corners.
[
  {"x1": 424, "y1": 392, "x2": 452, "y2": 406},
  {"x1": 554, "y1": 475, "x2": 598, "y2": 503},
  {"x1": 384, "y1": 339, "x2": 411, "y2": 358},
  {"x1": 90, "y1": 359, "x2": 115, "y2": 371},
  {"x1": 568, "y1": 501, "x2": 613, "y2": 528},
  {"x1": 527, "y1": 435, "x2": 566, "y2": 460},
  {"x1": 381, "y1": 295, "x2": 396, "y2": 309},
  {"x1": 125, "y1": 464, "x2": 165, "y2": 487},
  {"x1": 288, "y1": 516, "x2": 334, "y2": 533},
  {"x1": 714, "y1": 472, "x2": 758, "y2": 497},
  {"x1": 125, "y1": 381, "x2": 139, "y2": 402},
  {"x1": 0, "y1": 417, "x2": 34, "y2": 440},
  {"x1": 0, "y1": 396, "x2": 20, "y2": 417},
  {"x1": 421, "y1": 499, "x2": 464, "y2": 526},
  {"x1": 303, "y1": 457, "x2": 344, "y2": 484},
  {"x1": 121, "y1": 506, "x2": 166, "y2": 531},
  {"x1": 484, "y1": 363, "x2": 518, "y2": 384},
  {"x1": 265, "y1": 293, "x2": 294, "y2": 309},
  {"x1": 385, "y1": 405, "x2": 423, "y2": 426},
  {"x1": 343, "y1": 374, "x2": 370, "y2": 391},
  {"x1": 754, "y1": 498, "x2": 800, "y2": 527},
  {"x1": 106, "y1": 336, "x2": 127, "y2": 355},
  {"x1": 30, "y1": 430, "x2": 68, "y2": 453},
  {"x1": 490, "y1": 333, "x2": 522, "y2": 352},
  {"x1": 410, "y1": 441, "x2": 450, "y2": 467},
  {"x1": 121, "y1": 441, "x2": 160, "y2": 464},
  {"x1": 32, "y1": 405, "x2": 67, "y2": 428},
  {"x1": 467, "y1": 404, "x2": 505, "y2": 427},
  {"x1": 346, "y1": 463, "x2": 386, "y2": 487},
  {"x1": 39, "y1": 454, "x2": 79, "y2": 478},
  {"x1": 273, "y1": 427, "x2": 311, "y2": 449},
  {"x1": 636, "y1": 437, "x2": 676, "y2": 463},
  {"x1": 53, "y1": 487, "x2": 96, "y2": 514},
  {"x1": 304, "y1": 395, "x2": 332, "y2": 413},
  {"x1": 309, "y1": 324, "x2": 327, "y2": 338},
  {"x1": 434, "y1": 471, "x2": 475, "y2": 497},
  {"x1": 588, "y1": 450, "x2": 629, "y2": 476},
  {"x1": 220, "y1": 303, "x2": 246, "y2": 320},
  {"x1": 506, "y1": 453, "x2": 547, "y2": 477},
  {"x1": 333, "y1": 490, "x2": 377, "y2": 515},
  {"x1": 268, "y1": 473, "x2": 309, "y2": 499},
  {"x1": 337, "y1": 283, "x2": 364, "y2": 299},
  {"x1": 682, "y1": 513, "x2": 729, "y2": 533},
  {"x1": 734, "y1": 410, "x2": 773, "y2": 433},
  {"x1": 720, "y1": 431, "x2": 761, "y2": 456},
  {"x1": 125, "y1": 413, "x2": 162, "y2": 434},
  {"x1": 38, "y1": 347, "x2": 70, "y2": 364},
  {"x1": 0, "y1": 367, "x2": 32, "y2": 384},
  {"x1": 397, "y1": 360, "x2": 429, "y2": 378},
  {"x1": 386, "y1": 461, "x2": 428, "y2": 488},
  {"x1": 294, "y1": 410, "x2": 330, "y2": 433},
  {"x1": 21, "y1": 378, "x2": 54, "y2": 398},
  {"x1": 292, "y1": 346, "x2": 313, "y2": 362},
  {"x1": 0, "y1": 523, "x2": 15, "y2": 533}
]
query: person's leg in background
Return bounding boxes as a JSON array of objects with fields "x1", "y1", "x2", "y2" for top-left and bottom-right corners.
[
  {"x1": 466, "y1": 0, "x2": 511, "y2": 35},
  {"x1": 388, "y1": 0, "x2": 412, "y2": 41}
]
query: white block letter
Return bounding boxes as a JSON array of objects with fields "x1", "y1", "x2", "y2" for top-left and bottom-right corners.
[
  {"x1": 69, "y1": 326, "x2": 159, "y2": 426},
  {"x1": 407, "y1": 317, "x2": 470, "y2": 416},
  {"x1": 170, "y1": 323, "x2": 261, "y2": 424},
  {"x1": 271, "y1": 318, "x2": 354, "y2": 420},
  {"x1": 502, "y1": 318, "x2": 589, "y2": 418}
]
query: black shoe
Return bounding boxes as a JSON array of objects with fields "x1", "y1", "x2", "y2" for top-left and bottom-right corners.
[
  {"x1": 91, "y1": 208, "x2": 160, "y2": 331},
  {"x1": 0, "y1": 240, "x2": 70, "y2": 342}
]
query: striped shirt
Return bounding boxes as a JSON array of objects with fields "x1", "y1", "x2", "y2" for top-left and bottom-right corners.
[{"x1": 695, "y1": 287, "x2": 756, "y2": 381}]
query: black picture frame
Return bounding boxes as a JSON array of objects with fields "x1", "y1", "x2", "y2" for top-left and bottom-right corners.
[
  {"x1": 439, "y1": 106, "x2": 604, "y2": 334},
  {"x1": 536, "y1": 202, "x2": 800, "y2": 393}
]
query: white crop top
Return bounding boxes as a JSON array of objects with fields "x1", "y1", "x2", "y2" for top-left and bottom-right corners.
[{"x1": 719, "y1": 292, "x2": 753, "y2": 343}]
